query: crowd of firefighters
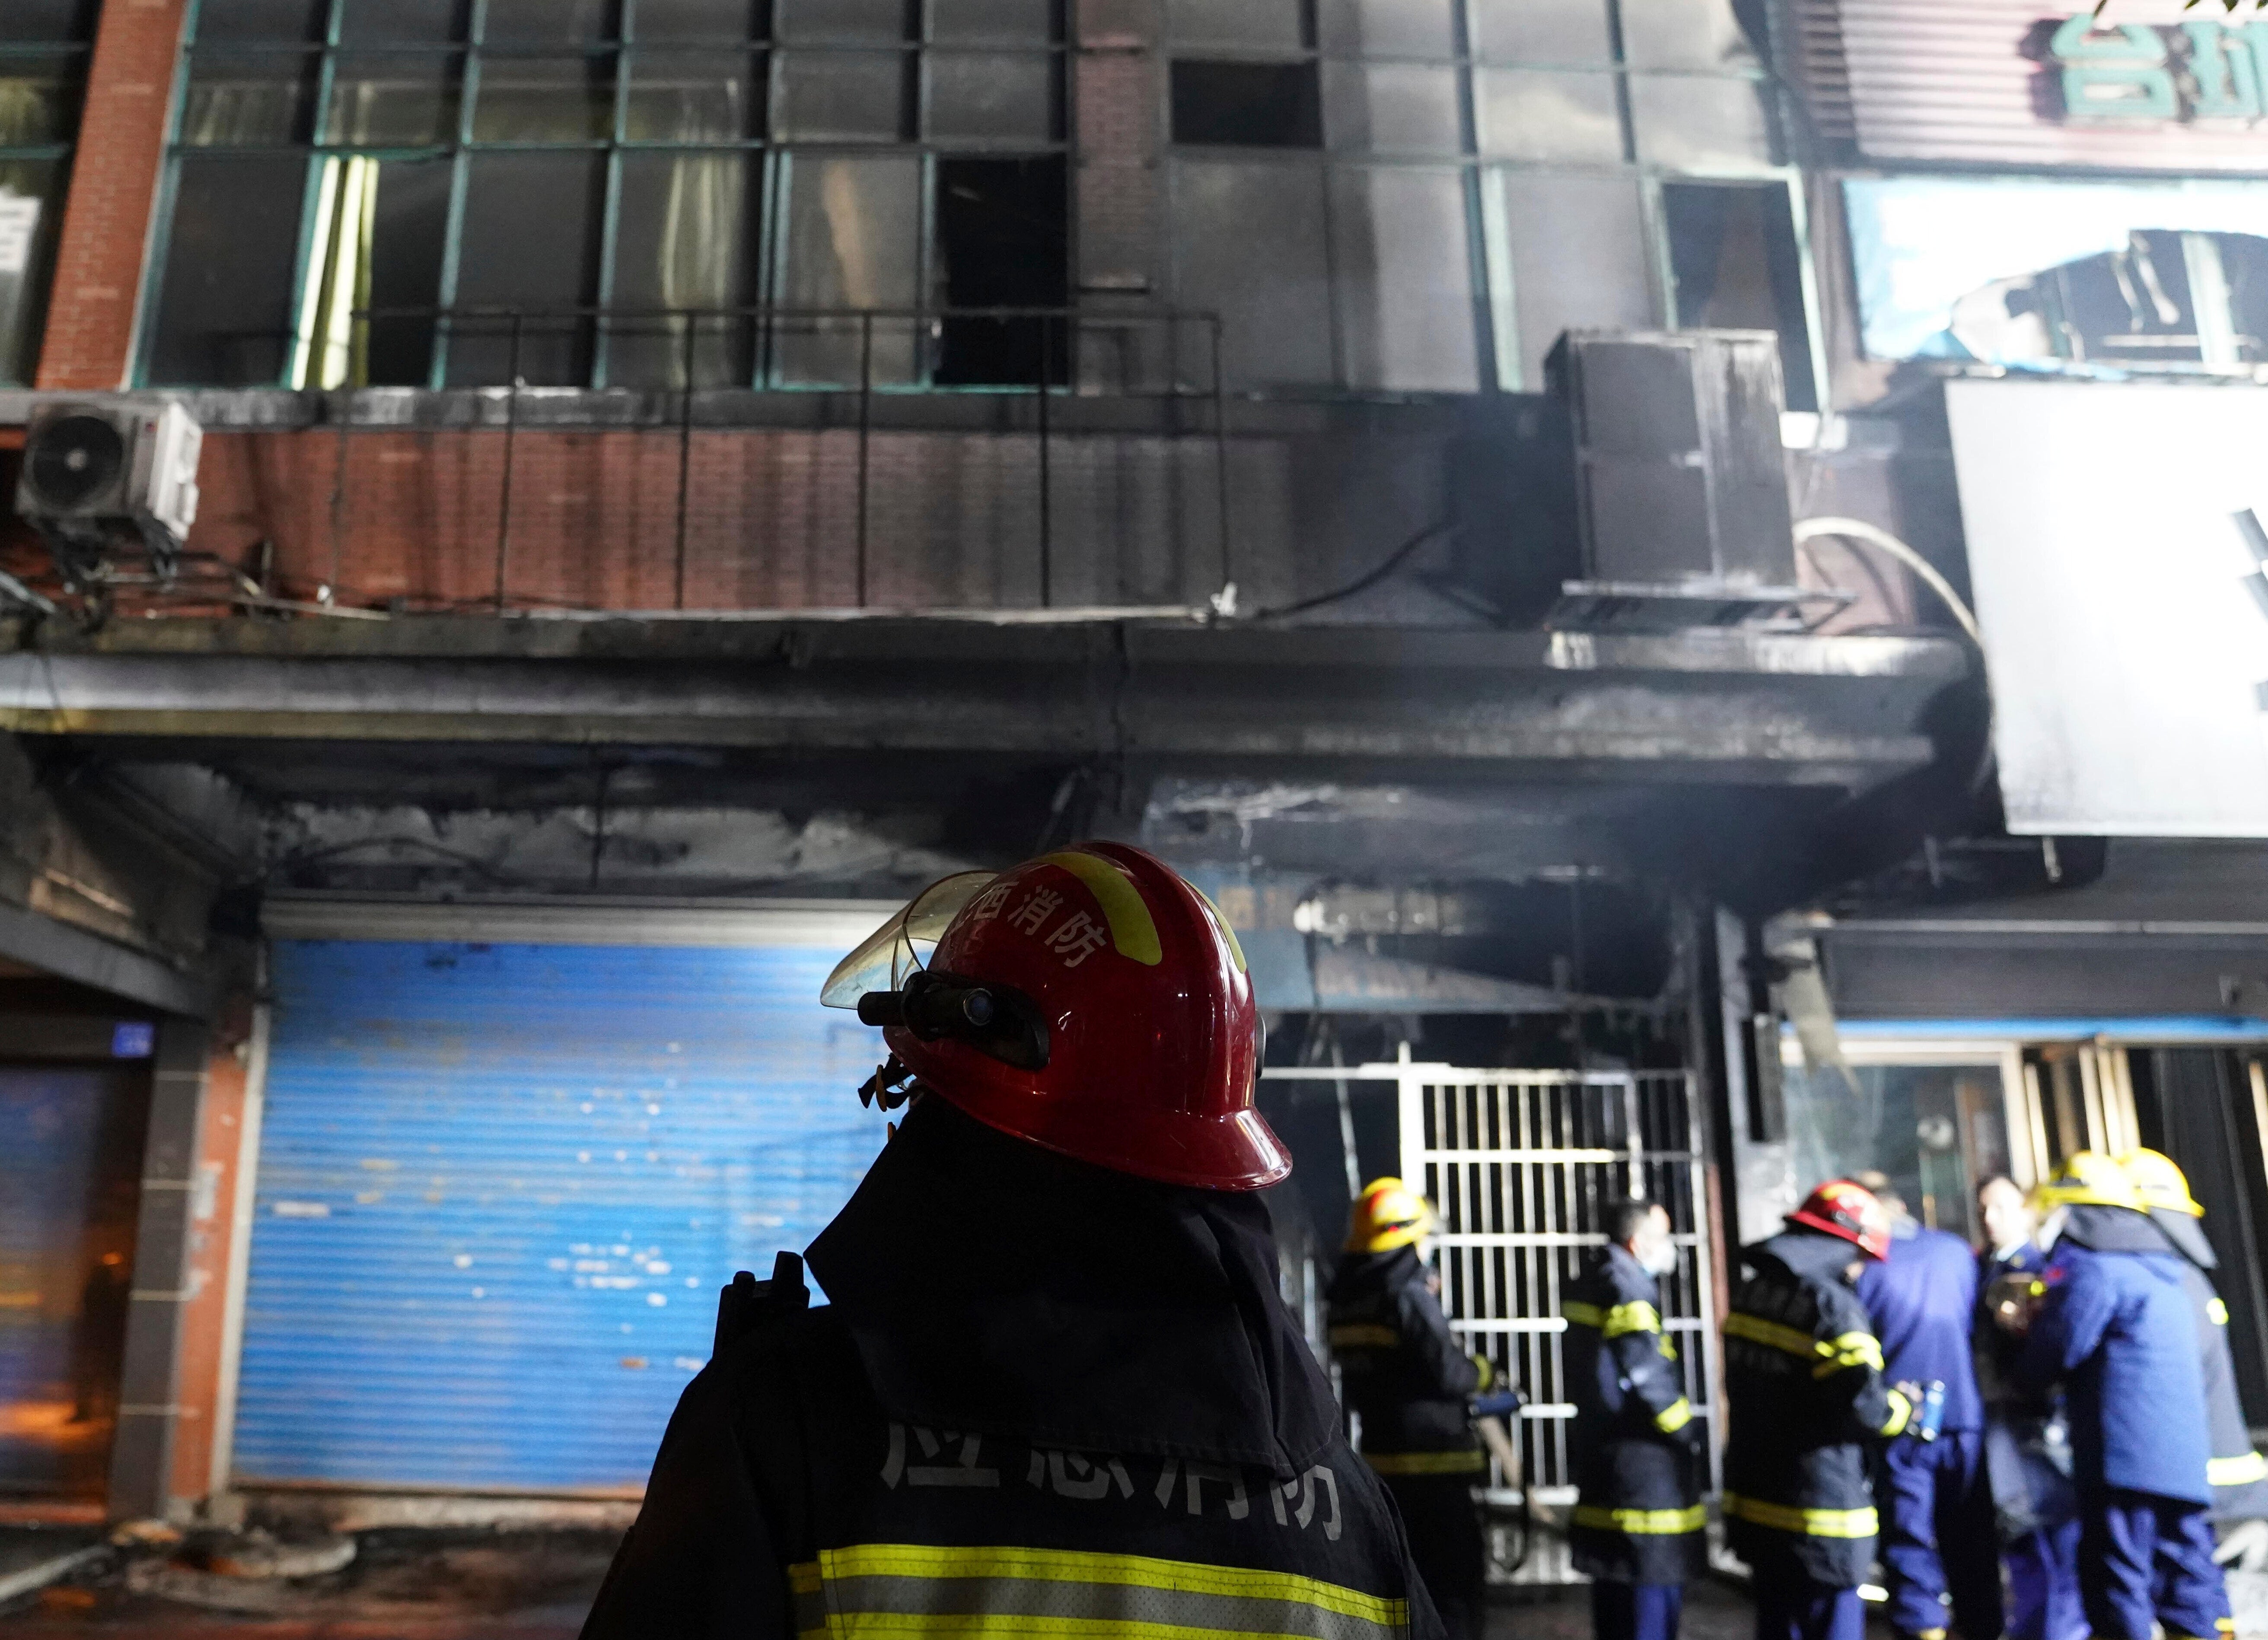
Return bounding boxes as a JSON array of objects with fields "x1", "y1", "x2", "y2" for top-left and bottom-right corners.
[
  {"x1": 1327, "y1": 1150, "x2": 2265, "y2": 1640},
  {"x1": 574, "y1": 844, "x2": 2268, "y2": 1640}
]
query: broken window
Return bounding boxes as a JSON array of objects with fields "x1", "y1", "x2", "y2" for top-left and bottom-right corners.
[
  {"x1": 933, "y1": 155, "x2": 1069, "y2": 386},
  {"x1": 1663, "y1": 179, "x2": 1816, "y2": 411},
  {"x1": 1171, "y1": 60, "x2": 1324, "y2": 148}
]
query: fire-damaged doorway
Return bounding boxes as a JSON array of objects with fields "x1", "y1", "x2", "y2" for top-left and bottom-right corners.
[{"x1": 0, "y1": 981, "x2": 156, "y2": 1510}]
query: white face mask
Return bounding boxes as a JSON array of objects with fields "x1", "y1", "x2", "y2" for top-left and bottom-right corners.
[{"x1": 1639, "y1": 1239, "x2": 1679, "y2": 1278}]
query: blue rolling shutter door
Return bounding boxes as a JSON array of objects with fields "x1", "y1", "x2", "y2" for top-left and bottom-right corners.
[{"x1": 235, "y1": 938, "x2": 886, "y2": 1491}]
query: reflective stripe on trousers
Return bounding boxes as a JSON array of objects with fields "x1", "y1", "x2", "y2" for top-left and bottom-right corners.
[
  {"x1": 789, "y1": 1543, "x2": 1413, "y2": 1640},
  {"x1": 1573, "y1": 1503, "x2": 1707, "y2": 1535},
  {"x1": 1721, "y1": 1493, "x2": 1879, "y2": 1538}
]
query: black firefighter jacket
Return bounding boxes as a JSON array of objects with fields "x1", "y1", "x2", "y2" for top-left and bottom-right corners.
[
  {"x1": 1325, "y1": 1245, "x2": 1489, "y2": 1477},
  {"x1": 2147, "y1": 1208, "x2": 2268, "y2": 1520},
  {"x1": 579, "y1": 1096, "x2": 1447, "y2": 1640},
  {"x1": 1562, "y1": 1243, "x2": 1705, "y2": 1584},
  {"x1": 1722, "y1": 1229, "x2": 1914, "y2": 1587}
]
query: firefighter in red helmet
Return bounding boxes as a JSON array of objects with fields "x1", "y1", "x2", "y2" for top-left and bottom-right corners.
[
  {"x1": 582, "y1": 843, "x2": 1447, "y2": 1640},
  {"x1": 1723, "y1": 1179, "x2": 1918, "y2": 1640}
]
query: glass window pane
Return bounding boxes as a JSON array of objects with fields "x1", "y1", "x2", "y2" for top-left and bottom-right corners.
[
  {"x1": 148, "y1": 153, "x2": 308, "y2": 385},
  {"x1": 449, "y1": 151, "x2": 605, "y2": 384},
  {"x1": 633, "y1": 0, "x2": 768, "y2": 41},
  {"x1": 1785, "y1": 1064, "x2": 1997, "y2": 1240},
  {"x1": 1170, "y1": 60, "x2": 1321, "y2": 147},
  {"x1": 191, "y1": 0, "x2": 324, "y2": 43},
  {"x1": 1629, "y1": 73, "x2": 1773, "y2": 170},
  {"x1": 1477, "y1": 68, "x2": 1620, "y2": 161},
  {"x1": 777, "y1": 0, "x2": 908, "y2": 42},
  {"x1": 1318, "y1": 0, "x2": 1453, "y2": 59},
  {"x1": 338, "y1": 0, "x2": 468, "y2": 44},
  {"x1": 1165, "y1": 0, "x2": 1302, "y2": 51},
  {"x1": 484, "y1": 0, "x2": 617, "y2": 41},
  {"x1": 0, "y1": 0, "x2": 95, "y2": 43},
  {"x1": 930, "y1": 0, "x2": 1056, "y2": 44},
  {"x1": 1490, "y1": 170, "x2": 1653, "y2": 388},
  {"x1": 471, "y1": 53, "x2": 617, "y2": 140},
  {"x1": 609, "y1": 150, "x2": 756, "y2": 387},
  {"x1": 1332, "y1": 166, "x2": 1476, "y2": 391},
  {"x1": 775, "y1": 152, "x2": 919, "y2": 385},
  {"x1": 0, "y1": 52, "x2": 86, "y2": 143},
  {"x1": 1172, "y1": 159, "x2": 1332, "y2": 387},
  {"x1": 0, "y1": 158, "x2": 63, "y2": 385},
  {"x1": 1323, "y1": 62, "x2": 1459, "y2": 153},
  {"x1": 774, "y1": 50, "x2": 907, "y2": 140},
  {"x1": 927, "y1": 52, "x2": 1054, "y2": 143},
  {"x1": 1621, "y1": 0, "x2": 1759, "y2": 69},
  {"x1": 1471, "y1": 0, "x2": 1609, "y2": 64},
  {"x1": 324, "y1": 53, "x2": 464, "y2": 143},
  {"x1": 358, "y1": 157, "x2": 452, "y2": 387},
  {"x1": 625, "y1": 49, "x2": 760, "y2": 139},
  {"x1": 180, "y1": 51, "x2": 316, "y2": 145}
]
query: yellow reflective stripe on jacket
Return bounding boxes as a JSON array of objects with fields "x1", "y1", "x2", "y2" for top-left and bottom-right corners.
[
  {"x1": 1721, "y1": 1494, "x2": 1879, "y2": 1539},
  {"x1": 1881, "y1": 1388, "x2": 1913, "y2": 1438},
  {"x1": 1365, "y1": 1449, "x2": 1487, "y2": 1475},
  {"x1": 1724, "y1": 1313, "x2": 1816, "y2": 1358},
  {"x1": 1811, "y1": 1332, "x2": 1885, "y2": 1379},
  {"x1": 1653, "y1": 1397, "x2": 1693, "y2": 1434},
  {"x1": 2210, "y1": 1451, "x2": 2268, "y2": 1487},
  {"x1": 1327, "y1": 1324, "x2": 1401, "y2": 1350},
  {"x1": 1573, "y1": 1503, "x2": 1706, "y2": 1536},
  {"x1": 1564, "y1": 1300, "x2": 1662, "y2": 1338},
  {"x1": 790, "y1": 1543, "x2": 1411, "y2": 1640},
  {"x1": 2208, "y1": 1297, "x2": 2230, "y2": 1326}
]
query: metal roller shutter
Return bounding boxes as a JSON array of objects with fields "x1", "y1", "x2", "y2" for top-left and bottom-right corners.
[{"x1": 234, "y1": 927, "x2": 888, "y2": 1492}]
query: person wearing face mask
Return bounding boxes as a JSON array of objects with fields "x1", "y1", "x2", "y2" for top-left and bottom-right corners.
[
  {"x1": 1973, "y1": 1176, "x2": 2085, "y2": 1640},
  {"x1": 1562, "y1": 1198, "x2": 1704, "y2": 1640},
  {"x1": 1850, "y1": 1171, "x2": 1999, "y2": 1640}
]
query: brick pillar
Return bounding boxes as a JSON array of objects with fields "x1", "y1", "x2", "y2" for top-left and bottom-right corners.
[
  {"x1": 36, "y1": 0, "x2": 192, "y2": 391},
  {"x1": 1074, "y1": 0, "x2": 1163, "y2": 297}
]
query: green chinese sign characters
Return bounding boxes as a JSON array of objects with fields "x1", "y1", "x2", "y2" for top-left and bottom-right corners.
[{"x1": 2051, "y1": 13, "x2": 2268, "y2": 121}]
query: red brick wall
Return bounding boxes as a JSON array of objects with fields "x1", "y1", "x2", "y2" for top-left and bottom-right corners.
[
  {"x1": 37, "y1": 0, "x2": 190, "y2": 391},
  {"x1": 1074, "y1": 0, "x2": 1161, "y2": 295}
]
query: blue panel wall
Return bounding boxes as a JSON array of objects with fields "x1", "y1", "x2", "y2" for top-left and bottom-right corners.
[{"x1": 235, "y1": 940, "x2": 888, "y2": 1491}]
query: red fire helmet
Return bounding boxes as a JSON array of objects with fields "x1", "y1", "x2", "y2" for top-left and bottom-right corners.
[
  {"x1": 822, "y1": 842, "x2": 1287, "y2": 1191},
  {"x1": 1786, "y1": 1179, "x2": 1892, "y2": 1261}
]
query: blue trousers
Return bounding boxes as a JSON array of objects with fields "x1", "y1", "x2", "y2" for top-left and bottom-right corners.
[
  {"x1": 1591, "y1": 1582, "x2": 1683, "y2": 1640},
  {"x1": 2078, "y1": 1488, "x2": 2231, "y2": 1640},
  {"x1": 1753, "y1": 1580, "x2": 1867, "y2": 1640},
  {"x1": 1876, "y1": 1430, "x2": 2004, "y2": 1640},
  {"x1": 2004, "y1": 1518, "x2": 2085, "y2": 1640}
]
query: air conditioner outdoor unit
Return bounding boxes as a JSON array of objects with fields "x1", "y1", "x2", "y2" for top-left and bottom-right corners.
[{"x1": 13, "y1": 399, "x2": 204, "y2": 589}]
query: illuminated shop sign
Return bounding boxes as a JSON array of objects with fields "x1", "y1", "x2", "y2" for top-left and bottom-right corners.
[{"x1": 2052, "y1": 16, "x2": 2268, "y2": 123}]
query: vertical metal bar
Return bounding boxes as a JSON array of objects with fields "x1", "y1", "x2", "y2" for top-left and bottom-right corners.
[
  {"x1": 1037, "y1": 311, "x2": 1052, "y2": 608},
  {"x1": 857, "y1": 311, "x2": 873, "y2": 608},
  {"x1": 1210, "y1": 316, "x2": 1232, "y2": 599},
  {"x1": 675, "y1": 310, "x2": 695, "y2": 611},
  {"x1": 494, "y1": 312, "x2": 523, "y2": 614}
]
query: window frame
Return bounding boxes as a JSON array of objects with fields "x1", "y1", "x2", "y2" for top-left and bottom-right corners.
[{"x1": 0, "y1": 13, "x2": 98, "y2": 386}]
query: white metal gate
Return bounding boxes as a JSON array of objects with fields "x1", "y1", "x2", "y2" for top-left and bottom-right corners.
[{"x1": 1264, "y1": 1052, "x2": 1720, "y2": 1577}]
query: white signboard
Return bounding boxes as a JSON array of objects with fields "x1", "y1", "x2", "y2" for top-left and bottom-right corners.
[
  {"x1": 1948, "y1": 378, "x2": 2268, "y2": 836},
  {"x1": 0, "y1": 190, "x2": 38, "y2": 278}
]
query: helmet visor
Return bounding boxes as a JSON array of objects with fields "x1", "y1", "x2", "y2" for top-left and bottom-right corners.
[{"x1": 820, "y1": 871, "x2": 998, "y2": 1008}]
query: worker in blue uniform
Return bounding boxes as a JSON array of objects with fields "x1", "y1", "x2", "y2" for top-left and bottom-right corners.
[
  {"x1": 1852, "y1": 1172, "x2": 2000, "y2": 1640},
  {"x1": 2005, "y1": 1152, "x2": 2232, "y2": 1640},
  {"x1": 1974, "y1": 1175, "x2": 2084, "y2": 1640}
]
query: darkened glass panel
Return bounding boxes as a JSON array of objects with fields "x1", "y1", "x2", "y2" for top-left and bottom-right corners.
[
  {"x1": 180, "y1": 50, "x2": 318, "y2": 145},
  {"x1": 934, "y1": 154, "x2": 1066, "y2": 386},
  {"x1": 1166, "y1": 0, "x2": 1301, "y2": 51},
  {"x1": 190, "y1": 0, "x2": 325, "y2": 43},
  {"x1": 1663, "y1": 180, "x2": 1815, "y2": 410},
  {"x1": 324, "y1": 52, "x2": 463, "y2": 143},
  {"x1": 926, "y1": 51, "x2": 1056, "y2": 143},
  {"x1": 776, "y1": 0, "x2": 909, "y2": 41},
  {"x1": 0, "y1": 52, "x2": 87, "y2": 144},
  {"x1": 471, "y1": 53, "x2": 617, "y2": 140},
  {"x1": 929, "y1": 0, "x2": 1057, "y2": 43},
  {"x1": 1169, "y1": 60, "x2": 1321, "y2": 147},
  {"x1": 609, "y1": 149, "x2": 756, "y2": 386},
  {"x1": 361, "y1": 157, "x2": 452, "y2": 386},
  {"x1": 1171, "y1": 158, "x2": 1331, "y2": 386},
  {"x1": 0, "y1": 156, "x2": 64, "y2": 385},
  {"x1": 633, "y1": 0, "x2": 769, "y2": 40},
  {"x1": 337, "y1": 0, "x2": 468, "y2": 44},
  {"x1": 625, "y1": 49, "x2": 761, "y2": 140},
  {"x1": 148, "y1": 152, "x2": 308, "y2": 384},
  {"x1": 484, "y1": 0, "x2": 618, "y2": 43},
  {"x1": 449, "y1": 150, "x2": 605, "y2": 384},
  {"x1": 774, "y1": 49, "x2": 908, "y2": 140}
]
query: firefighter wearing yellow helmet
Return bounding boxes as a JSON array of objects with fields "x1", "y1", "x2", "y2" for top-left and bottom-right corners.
[
  {"x1": 2117, "y1": 1150, "x2": 2268, "y2": 1527},
  {"x1": 1327, "y1": 1179, "x2": 1498, "y2": 1640}
]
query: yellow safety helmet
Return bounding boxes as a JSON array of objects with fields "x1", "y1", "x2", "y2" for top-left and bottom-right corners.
[
  {"x1": 2118, "y1": 1148, "x2": 2204, "y2": 1217},
  {"x1": 2032, "y1": 1150, "x2": 2144, "y2": 1213},
  {"x1": 1347, "y1": 1177, "x2": 1438, "y2": 1253}
]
